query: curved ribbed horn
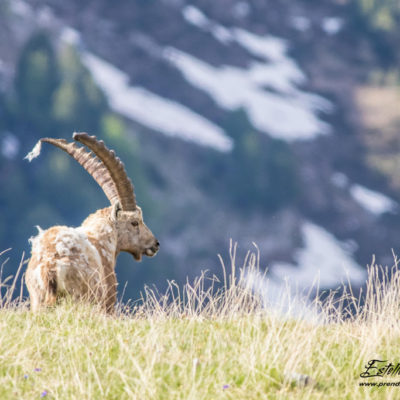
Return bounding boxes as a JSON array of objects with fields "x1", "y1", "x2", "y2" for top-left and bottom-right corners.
[
  {"x1": 73, "y1": 132, "x2": 136, "y2": 211},
  {"x1": 39, "y1": 138, "x2": 120, "y2": 205}
]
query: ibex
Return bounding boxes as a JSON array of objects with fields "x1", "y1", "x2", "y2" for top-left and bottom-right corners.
[{"x1": 25, "y1": 133, "x2": 159, "y2": 312}]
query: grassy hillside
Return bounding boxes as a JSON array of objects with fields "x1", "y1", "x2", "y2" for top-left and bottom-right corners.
[{"x1": 1, "y1": 247, "x2": 400, "y2": 399}]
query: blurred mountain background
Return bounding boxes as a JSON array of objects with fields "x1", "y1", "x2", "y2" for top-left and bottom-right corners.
[{"x1": 1, "y1": 0, "x2": 400, "y2": 304}]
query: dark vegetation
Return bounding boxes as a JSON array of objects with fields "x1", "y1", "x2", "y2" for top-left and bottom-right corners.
[{"x1": 205, "y1": 109, "x2": 299, "y2": 212}]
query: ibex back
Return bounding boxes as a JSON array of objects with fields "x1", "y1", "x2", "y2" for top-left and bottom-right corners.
[{"x1": 25, "y1": 133, "x2": 159, "y2": 312}]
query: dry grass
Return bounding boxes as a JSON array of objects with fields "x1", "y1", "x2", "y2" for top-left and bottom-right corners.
[{"x1": 1, "y1": 244, "x2": 400, "y2": 399}]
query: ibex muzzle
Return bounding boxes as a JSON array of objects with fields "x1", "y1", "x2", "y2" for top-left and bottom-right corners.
[{"x1": 25, "y1": 133, "x2": 159, "y2": 312}]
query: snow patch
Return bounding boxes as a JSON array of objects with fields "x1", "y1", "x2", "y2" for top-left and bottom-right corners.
[
  {"x1": 272, "y1": 222, "x2": 366, "y2": 289},
  {"x1": 245, "y1": 269, "x2": 321, "y2": 322},
  {"x1": 182, "y1": 5, "x2": 209, "y2": 28},
  {"x1": 1, "y1": 133, "x2": 20, "y2": 160},
  {"x1": 233, "y1": 29, "x2": 289, "y2": 62},
  {"x1": 331, "y1": 172, "x2": 349, "y2": 188},
  {"x1": 232, "y1": 2, "x2": 251, "y2": 19},
  {"x1": 291, "y1": 16, "x2": 311, "y2": 32},
  {"x1": 331, "y1": 172, "x2": 397, "y2": 215},
  {"x1": 164, "y1": 47, "x2": 331, "y2": 141},
  {"x1": 183, "y1": 5, "x2": 234, "y2": 44},
  {"x1": 211, "y1": 25, "x2": 234, "y2": 44},
  {"x1": 37, "y1": 6, "x2": 56, "y2": 26},
  {"x1": 182, "y1": 6, "x2": 233, "y2": 43},
  {"x1": 61, "y1": 27, "x2": 82, "y2": 46},
  {"x1": 82, "y1": 52, "x2": 232, "y2": 152},
  {"x1": 180, "y1": 6, "x2": 332, "y2": 141},
  {"x1": 10, "y1": 0, "x2": 33, "y2": 17},
  {"x1": 322, "y1": 17, "x2": 343, "y2": 35},
  {"x1": 350, "y1": 184, "x2": 397, "y2": 215},
  {"x1": 245, "y1": 221, "x2": 365, "y2": 321}
]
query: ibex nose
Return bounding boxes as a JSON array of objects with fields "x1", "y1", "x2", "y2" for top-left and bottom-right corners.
[{"x1": 155, "y1": 240, "x2": 160, "y2": 248}]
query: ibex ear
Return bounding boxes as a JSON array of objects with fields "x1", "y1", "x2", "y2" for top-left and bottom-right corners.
[{"x1": 111, "y1": 201, "x2": 122, "y2": 222}]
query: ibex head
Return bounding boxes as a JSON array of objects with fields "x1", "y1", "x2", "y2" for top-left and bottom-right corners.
[{"x1": 112, "y1": 203, "x2": 159, "y2": 261}]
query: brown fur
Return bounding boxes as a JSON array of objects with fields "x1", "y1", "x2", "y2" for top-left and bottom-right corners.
[{"x1": 26, "y1": 206, "x2": 159, "y2": 313}]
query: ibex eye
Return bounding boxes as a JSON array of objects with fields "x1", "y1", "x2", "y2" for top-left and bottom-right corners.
[{"x1": 131, "y1": 221, "x2": 139, "y2": 227}]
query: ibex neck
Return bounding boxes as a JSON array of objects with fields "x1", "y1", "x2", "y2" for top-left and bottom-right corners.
[{"x1": 81, "y1": 207, "x2": 118, "y2": 262}]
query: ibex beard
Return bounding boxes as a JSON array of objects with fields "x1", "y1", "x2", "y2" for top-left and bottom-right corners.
[{"x1": 25, "y1": 133, "x2": 159, "y2": 313}]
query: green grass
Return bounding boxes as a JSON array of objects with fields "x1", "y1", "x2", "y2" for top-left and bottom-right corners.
[{"x1": 1, "y1": 246, "x2": 400, "y2": 399}]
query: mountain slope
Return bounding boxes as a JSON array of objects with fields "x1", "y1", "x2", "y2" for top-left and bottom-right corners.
[{"x1": 1, "y1": 0, "x2": 400, "y2": 301}]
